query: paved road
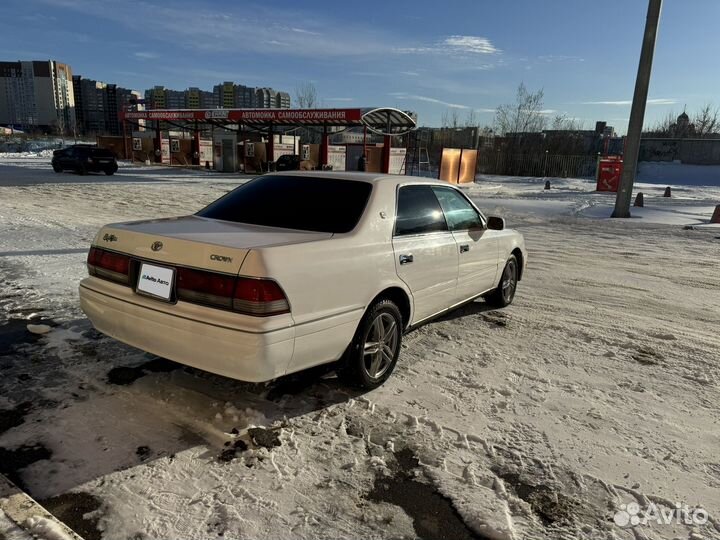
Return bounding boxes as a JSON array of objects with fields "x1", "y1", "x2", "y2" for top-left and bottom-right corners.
[{"x1": 0, "y1": 159, "x2": 254, "y2": 186}]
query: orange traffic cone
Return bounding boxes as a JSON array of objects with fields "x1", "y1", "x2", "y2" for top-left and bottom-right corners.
[
  {"x1": 711, "y1": 204, "x2": 720, "y2": 224},
  {"x1": 634, "y1": 192, "x2": 644, "y2": 207}
]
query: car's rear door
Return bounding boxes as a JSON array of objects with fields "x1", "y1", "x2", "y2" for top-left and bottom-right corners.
[
  {"x1": 58, "y1": 148, "x2": 73, "y2": 167},
  {"x1": 432, "y1": 186, "x2": 500, "y2": 302},
  {"x1": 392, "y1": 185, "x2": 458, "y2": 324}
]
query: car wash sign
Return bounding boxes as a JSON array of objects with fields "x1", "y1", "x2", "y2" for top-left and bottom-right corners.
[{"x1": 122, "y1": 108, "x2": 364, "y2": 124}]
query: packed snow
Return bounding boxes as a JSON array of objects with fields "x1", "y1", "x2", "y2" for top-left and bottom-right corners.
[{"x1": 0, "y1": 154, "x2": 719, "y2": 540}]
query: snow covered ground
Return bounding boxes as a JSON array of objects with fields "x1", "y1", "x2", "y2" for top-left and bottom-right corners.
[{"x1": 1, "y1": 156, "x2": 719, "y2": 540}]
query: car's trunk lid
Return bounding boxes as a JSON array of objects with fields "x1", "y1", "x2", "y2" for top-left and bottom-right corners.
[{"x1": 94, "y1": 215, "x2": 332, "y2": 274}]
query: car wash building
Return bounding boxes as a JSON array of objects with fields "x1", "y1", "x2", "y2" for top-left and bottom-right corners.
[{"x1": 118, "y1": 107, "x2": 416, "y2": 174}]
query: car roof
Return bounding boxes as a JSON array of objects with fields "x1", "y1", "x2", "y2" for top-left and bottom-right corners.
[{"x1": 271, "y1": 171, "x2": 455, "y2": 187}]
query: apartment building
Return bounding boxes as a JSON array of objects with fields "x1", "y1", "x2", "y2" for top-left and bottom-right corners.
[{"x1": 0, "y1": 60, "x2": 76, "y2": 134}]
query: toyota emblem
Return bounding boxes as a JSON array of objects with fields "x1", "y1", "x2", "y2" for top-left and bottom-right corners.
[{"x1": 151, "y1": 241, "x2": 163, "y2": 252}]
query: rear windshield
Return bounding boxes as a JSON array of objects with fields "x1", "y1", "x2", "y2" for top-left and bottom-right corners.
[{"x1": 196, "y1": 175, "x2": 372, "y2": 233}]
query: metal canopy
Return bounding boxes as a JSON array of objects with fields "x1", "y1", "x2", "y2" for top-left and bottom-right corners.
[
  {"x1": 360, "y1": 108, "x2": 416, "y2": 135},
  {"x1": 120, "y1": 107, "x2": 416, "y2": 136}
]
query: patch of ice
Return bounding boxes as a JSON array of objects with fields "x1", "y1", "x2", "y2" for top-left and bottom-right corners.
[{"x1": 26, "y1": 324, "x2": 51, "y2": 335}]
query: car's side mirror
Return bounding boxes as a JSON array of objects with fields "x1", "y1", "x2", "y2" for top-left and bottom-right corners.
[{"x1": 487, "y1": 216, "x2": 505, "y2": 230}]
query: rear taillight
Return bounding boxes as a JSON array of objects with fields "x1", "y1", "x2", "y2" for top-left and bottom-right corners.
[
  {"x1": 233, "y1": 277, "x2": 290, "y2": 316},
  {"x1": 177, "y1": 267, "x2": 235, "y2": 309},
  {"x1": 177, "y1": 268, "x2": 289, "y2": 316},
  {"x1": 87, "y1": 247, "x2": 130, "y2": 284}
]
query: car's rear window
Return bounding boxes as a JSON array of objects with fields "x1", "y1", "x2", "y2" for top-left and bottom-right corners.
[{"x1": 196, "y1": 175, "x2": 372, "y2": 233}]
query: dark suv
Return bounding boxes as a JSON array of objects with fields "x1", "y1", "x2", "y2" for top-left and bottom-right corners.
[
  {"x1": 52, "y1": 145, "x2": 119, "y2": 175},
  {"x1": 275, "y1": 154, "x2": 301, "y2": 171}
]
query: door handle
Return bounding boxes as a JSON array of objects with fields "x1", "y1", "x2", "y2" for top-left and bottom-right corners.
[
  {"x1": 459, "y1": 244, "x2": 470, "y2": 253},
  {"x1": 399, "y1": 254, "x2": 414, "y2": 265}
]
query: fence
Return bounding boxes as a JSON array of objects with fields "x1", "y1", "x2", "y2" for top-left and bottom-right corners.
[{"x1": 478, "y1": 152, "x2": 598, "y2": 178}]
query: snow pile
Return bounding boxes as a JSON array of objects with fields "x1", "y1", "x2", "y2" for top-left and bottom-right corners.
[
  {"x1": 468, "y1": 173, "x2": 720, "y2": 227},
  {"x1": 637, "y1": 161, "x2": 720, "y2": 186},
  {"x1": 24, "y1": 516, "x2": 76, "y2": 540},
  {"x1": 0, "y1": 510, "x2": 32, "y2": 540},
  {"x1": 0, "y1": 150, "x2": 55, "y2": 159}
]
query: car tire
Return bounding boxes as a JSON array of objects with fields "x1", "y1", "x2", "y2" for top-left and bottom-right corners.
[
  {"x1": 485, "y1": 254, "x2": 518, "y2": 308},
  {"x1": 77, "y1": 165, "x2": 88, "y2": 176},
  {"x1": 338, "y1": 299, "x2": 403, "y2": 389},
  {"x1": 52, "y1": 165, "x2": 62, "y2": 173},
  {"x1": 104, "y1": 169, "x2": 115, "y2": 176}
]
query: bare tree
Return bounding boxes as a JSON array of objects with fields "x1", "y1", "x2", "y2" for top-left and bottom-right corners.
[
  {"x1": 644, "y1": 110, "x2": 676, "y2": 137},
  {"x1": 464, "y1": 110, "x2": 479, "y2": 129},
  {"x1": 294, "y1": 82, "x2": 318, "y2": 109},
  {"x1": 495, "y1": 83, "x2": 547, "y2": 136},
  {"x1": 441, "y1": 109, "x2": 460, "y2": 129},
  {"x1": 550, "y1": 113, "x2": 583, "y2": 132},
  {"x1": 694, "y1": 104, "x2": 719, "y2": 137},
  {"x1": 294, "y1": 82, "x2": 319, "y2": 145}
]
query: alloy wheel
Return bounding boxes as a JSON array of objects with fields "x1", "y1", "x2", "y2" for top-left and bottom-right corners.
[
  {"x1": 502, "y1": 260, "x2": 517, "y2": 303},
  {"x1": 362, "y1": 312, "x2": 399, "y2": 379}
]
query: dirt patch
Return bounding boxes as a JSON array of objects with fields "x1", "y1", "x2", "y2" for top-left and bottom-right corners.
[
  {"x1": 366, "y1": 447, "x2": 485, "y2": 540},
  {"x1": 107, "y1": 357, "x2": 178, "y2": 385},
  {"x1": 248, "y1": 427, "x2": 281, "y2": 449},
  {"x1": 0, "y1": 402, "x2": 32, "y2": 435},
  {"x1": 632, "y1": 346, "x2": 664, "y2": 366},
  {"x1": 41, "y1": 492, "x2": 103, "y2": 540},
  {"x1": 481, "y1": 311, "x2": 509, "y2": 328},
  {"x1": 0, "y1": 319, "x2": 42, "y2": 357},
  {"x1": 0, "y1": 443, "x2": 52, "y2": 491},
  {"x1": 498, "y1": 471, "x2": 581, "y2": 527}
]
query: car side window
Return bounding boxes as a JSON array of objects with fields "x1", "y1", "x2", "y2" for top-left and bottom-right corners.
[
  {"x1": 395, "y1": 185, "x2": 448, "y2": 236},
  {"x1": 432, "y1": 187, "x2": 484, "y2": 231}
]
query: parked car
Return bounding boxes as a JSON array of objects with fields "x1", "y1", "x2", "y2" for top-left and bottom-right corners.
[
  {"x1": 79, "y1": 172, "x2": 526, "y2": 389},
  {"x1": 52, "y1": 145, "x2": 119, "y2": 175},
  {"x1": 275, "y1": 154, "x2": 301, "y2": 171}
]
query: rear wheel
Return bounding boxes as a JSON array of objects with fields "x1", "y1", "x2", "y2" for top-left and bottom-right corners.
[
  {"x1": 338, "y1": 299, "x2": 402, "y2": 389},
  {"x1": 77, "y1": 165, "x2": 88, "y2": 176},
  {"x1": 52, "y1": 165, "x2": 62, "y2": 173},
  {"x1": 104, "y1": 168, "x2": 115, "y2": 176},
  {"x1": 485, "y1": 254, "x2": 518, "y2": 308}
]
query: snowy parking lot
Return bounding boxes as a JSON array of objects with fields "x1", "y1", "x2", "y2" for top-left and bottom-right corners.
[{"x1": 1, "y1": 155, "x2": 720, "y2": 540}]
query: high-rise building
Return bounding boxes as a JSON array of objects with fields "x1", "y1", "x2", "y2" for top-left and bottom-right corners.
[
  {"x1": 0, "y1": 60, "x2": 76, "y2": 134},
  {"x1": 73, "y1": 75, "x2": 141, "y2": 135},
  {"x1": 145, "y1": 86, "x2": 167, "y2": 109},
  {"x1": 186, "y1": 87, "x2": 217, "y2": 109},
  {"x1": 234, "y1": 84, "x2": 257, "y2": 108},
  {"x1": 146, "y1": 82, "x2": 290, "y2": 110},
  {"x1": 276, "y1": 91, "x2": 291, "y2": 108},
  {"x1": 255, "y1": 87, "x2": 277, "y2": 108}
]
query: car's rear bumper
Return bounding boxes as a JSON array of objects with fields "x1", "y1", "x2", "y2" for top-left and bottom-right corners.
[{"x1": 79, "y1": 278, "x2": 295, "y2": 382}]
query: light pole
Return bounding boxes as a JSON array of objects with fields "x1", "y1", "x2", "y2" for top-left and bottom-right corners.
[{"x1": 612, "y1": 0, "x2": 663, "y2": 218}]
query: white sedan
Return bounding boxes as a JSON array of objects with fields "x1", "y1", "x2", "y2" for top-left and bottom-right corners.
[{"x1": 79, "y1": 172, "x2": 527, "y2": 389}]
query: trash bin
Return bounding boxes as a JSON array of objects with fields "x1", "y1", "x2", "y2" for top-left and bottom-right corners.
[{"x1": 596, "y1": 157, "x2": 623, "y2": 192}]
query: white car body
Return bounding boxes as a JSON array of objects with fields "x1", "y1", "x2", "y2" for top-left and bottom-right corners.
[{"x1": 79, "y1": 172, "x2": 527, "y2": 384}]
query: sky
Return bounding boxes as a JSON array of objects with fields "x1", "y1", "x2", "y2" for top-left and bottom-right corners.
[{"x1": 4, "y1": 0, "x2": 720, "y2": 133}]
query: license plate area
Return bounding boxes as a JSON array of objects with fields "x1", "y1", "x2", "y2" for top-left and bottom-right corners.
[{"x1": 136, "y1": 262, "x2": 175, "y2": 302}]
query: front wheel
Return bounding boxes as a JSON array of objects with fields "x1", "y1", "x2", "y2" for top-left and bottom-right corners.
[
  {"x1": 338, "y1": 299, "x2": 402, "y2": 389},
  {"x1": 485, "y1": 254, "x2": 518, "y2": 308},
  {"x1": 52, "y1": 165, "x2": 62, "y2": 173}
]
